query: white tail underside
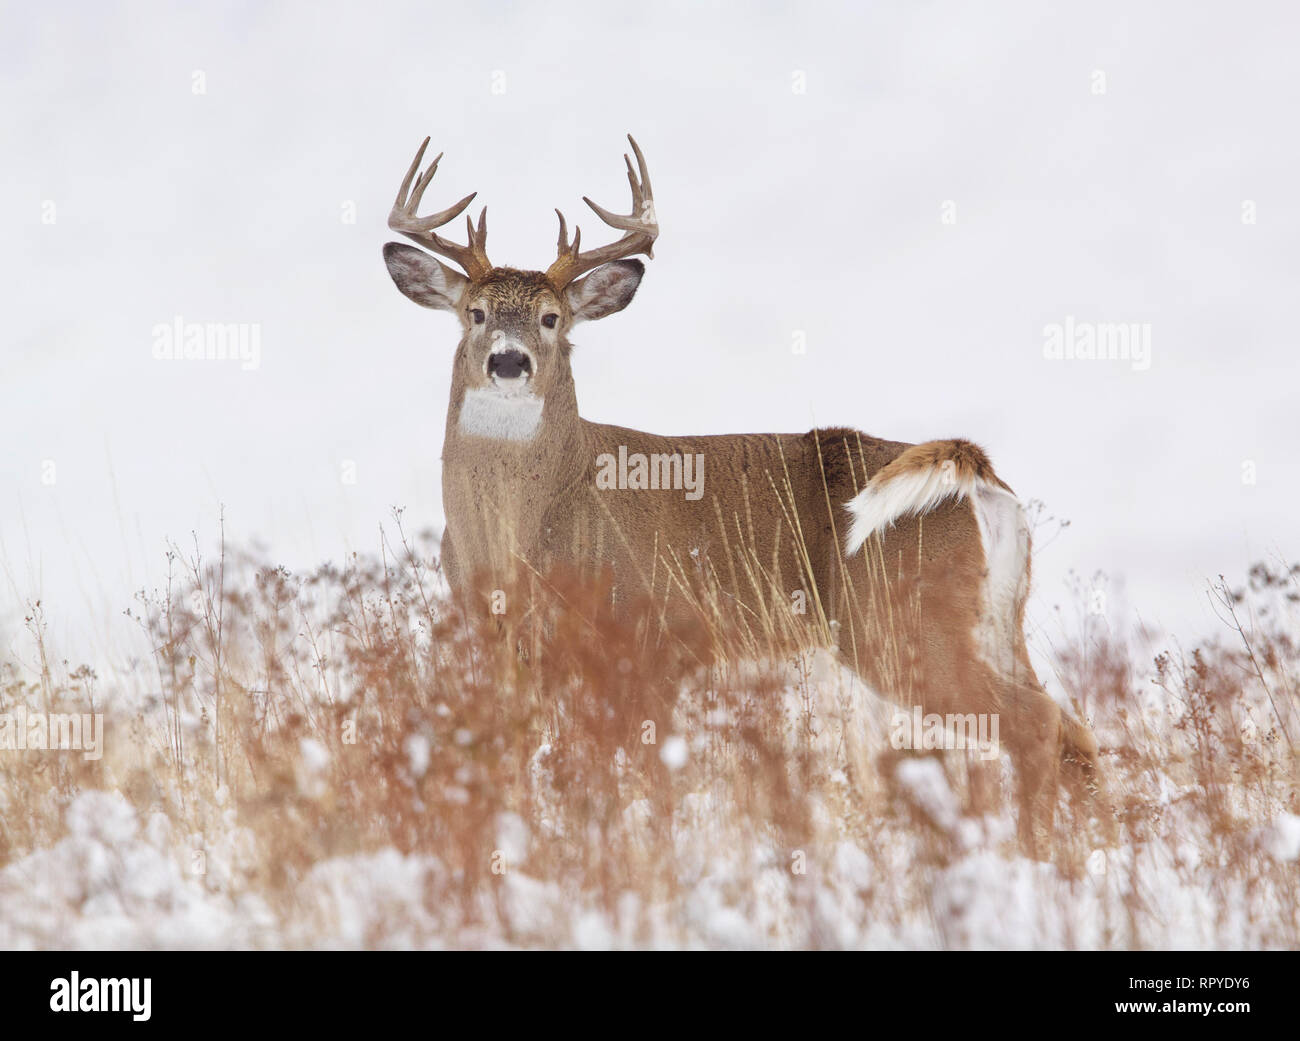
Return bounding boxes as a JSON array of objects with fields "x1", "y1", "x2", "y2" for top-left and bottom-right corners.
[{"x1": 843, "y1": 467, "x2": 979, "y2": 557}]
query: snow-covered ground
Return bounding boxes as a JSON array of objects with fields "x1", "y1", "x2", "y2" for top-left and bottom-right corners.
[
  {"x1": 3, "y1": 653, "x2": 1296, "y2": 949},
  {"x1": 4, "y1": 780, "x2": 1297, "y2": 949},
  {"x1": 3, "y1": 552, "x2": 1297, "y2": 950}
]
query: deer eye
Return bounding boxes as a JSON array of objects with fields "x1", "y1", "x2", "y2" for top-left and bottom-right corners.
[
  {"x1": 470, "y1": 308, "x2": 486, "y2": 325},
  {"x1": 541, "y1": 313, "x2": 558, "y2": 329}
]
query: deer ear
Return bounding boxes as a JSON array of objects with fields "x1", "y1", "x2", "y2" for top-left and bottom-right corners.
[
  {"x1": 566, "y1": 259, "x2": 644, "y2": 324},
  {"x1": 383, "y1": 243, "x2": 467, "y2": 311}
]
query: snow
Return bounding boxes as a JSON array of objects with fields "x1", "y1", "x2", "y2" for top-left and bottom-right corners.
[
  {"x1": 659, "y1": 736, "x2": 689, "y2": 770},
  {"x1": 895, "y1": 758, "x2": 961, "y2": 834},
  {"x1": 2, "y1": 656, "x2": 1295, "y2": 949},
  {"x1": 0, "y1": 792, "x2": 271, "y2": 949},
  {"x1": 405, "y1": 734, "x2": 431, "y2": 779},
  {"x1": 1259, "y1": 813, "x2": 1300, "y2": 862}
]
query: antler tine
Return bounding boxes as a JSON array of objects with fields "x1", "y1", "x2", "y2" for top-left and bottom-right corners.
[
  {"x1": 407, "y1": 150, "x2": 444, "y2": 213},
  {"x1": 546, "y1": 134, "x2": 659, "y2": 289},
  {"x1": 583, "y1": 136, "x2": 653, "y2": 232},
  {"x1": 470, "y1": 206, "x2": 487, "y2": 246},
  {"x1": 629, "y1": 134, "x2": 652, "y2": 201},
  {"x1": 388, "y1": 138, "x2": 492, "y2": 279},
  {"x1": 393, "y1": 137, "x2": 430, "y2": 208}
]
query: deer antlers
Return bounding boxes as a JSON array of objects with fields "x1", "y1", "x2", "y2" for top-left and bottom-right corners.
[
  {"x1": 545, "y1": 135, "x2": 659, "y2": 289},
  {"x1": 387, "y1": 135, "x2": 658, "y2": 287},
  {"x1": 388, "y1": 137, "x2": 492, "y2": 280}
]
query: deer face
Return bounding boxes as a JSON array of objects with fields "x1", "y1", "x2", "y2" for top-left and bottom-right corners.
[
  {"x1": 383, "y1": 248, "x2": 644, "y2": 403},
  {"x1": 382, "y1": 134, "x2": 656, "y2": 433}
]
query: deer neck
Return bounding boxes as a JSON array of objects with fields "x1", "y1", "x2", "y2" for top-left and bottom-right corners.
[{"x1": 442, "y1": 371, "x2": 589, "y2": 559}]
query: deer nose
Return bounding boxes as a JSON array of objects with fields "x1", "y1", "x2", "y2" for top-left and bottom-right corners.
[{"x1": 488, "y1": 348, "x2": 532, "y2": 380}]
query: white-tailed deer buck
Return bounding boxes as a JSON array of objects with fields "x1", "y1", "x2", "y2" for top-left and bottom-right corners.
[{"x1": 383, "y1": 135, "x2": 1099, "y2": 856}]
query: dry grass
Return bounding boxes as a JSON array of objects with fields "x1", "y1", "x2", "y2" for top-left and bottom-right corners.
[{"x1": 1, "y1": 517, "x2": 1297, "y2": 948}]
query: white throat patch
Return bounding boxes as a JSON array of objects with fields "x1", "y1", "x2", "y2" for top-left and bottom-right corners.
[{"x1": 457, "y1": 387, "x2": 544, "y2": 441}]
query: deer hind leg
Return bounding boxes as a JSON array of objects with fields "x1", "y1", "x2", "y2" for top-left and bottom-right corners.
[
  {"x1": 833, "y1": 588, "x2": 1022, "y2": 832},
  {"x1": 839, "y1": 439, "x2": 1078, "y2": 859},
  {"x1": 954, "y1": 473, "x2": 1059, "y2": 856},
  {"x1": 930, "y1": 659, "x2": 1063, "y2": 859},
  {"x1": 967, "y1": 477, "x2": 1089, "y2": 858},
  {"x1": 993, "y1": 673, "x2": 1063, "y2": 858},
  {"x1": 844, "y1": 612, "x2": 1064, "y2": 858}
]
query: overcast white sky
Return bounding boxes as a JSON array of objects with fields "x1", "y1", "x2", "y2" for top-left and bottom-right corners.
[{"x1": 2, "y1": 1, "x2": 1298, "y2": 673}]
